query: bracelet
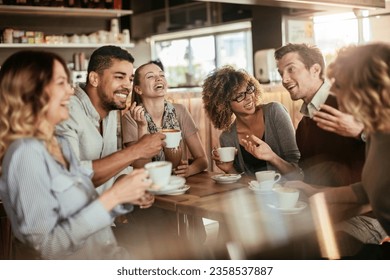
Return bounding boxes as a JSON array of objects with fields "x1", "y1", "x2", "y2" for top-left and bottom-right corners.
[{"x1": 359, "y1": 131, "x2": 367, "y2": 143}]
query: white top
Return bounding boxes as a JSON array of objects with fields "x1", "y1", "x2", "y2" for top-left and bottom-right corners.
[{"x1": 56, "y1": 84, "x2": 131, "y2": 194}]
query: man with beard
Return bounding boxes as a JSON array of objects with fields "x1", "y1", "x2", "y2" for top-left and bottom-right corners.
[{"x1": 56, "y1": 45, "x2": 164, "y2": 198}]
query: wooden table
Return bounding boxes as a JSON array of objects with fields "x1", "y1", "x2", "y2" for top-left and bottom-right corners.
[
  {"x1": 154, "y1": 171, "x2": 248, "y2": 211},
  {"x1": 154, "y1": 171, "x2": 321, "y2": 259},
  {"x1": 0, "y1": 200, "x2": 12, "y2": 260}
]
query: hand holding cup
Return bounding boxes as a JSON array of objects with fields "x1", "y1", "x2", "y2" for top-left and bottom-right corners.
[
  {"x1": 144, "y1": 160, "x2": 172, "y2": 187},
  {"x1": 212, "y1": 147, "x2": 236, "y2": 163}
]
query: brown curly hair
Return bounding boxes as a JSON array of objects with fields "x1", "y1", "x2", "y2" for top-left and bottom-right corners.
[
  {"x1": 202, "y1": 65, "x2": 263, "y2": 131},
  {"x1": 327, "y1": 43, "x2": 390, "y2": 134}
]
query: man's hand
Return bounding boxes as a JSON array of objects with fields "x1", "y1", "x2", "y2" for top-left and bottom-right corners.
[
  {"x1": 313, "y1": 104, "x2": 364, "y2": 138},
  {"x1": 132, "y1": 133, "x2": 165, "y2": 159}
]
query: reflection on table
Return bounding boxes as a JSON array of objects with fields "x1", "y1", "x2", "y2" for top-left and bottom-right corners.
[{"x1": 154, "y1": 171, "x2": 324, "y2": 259}]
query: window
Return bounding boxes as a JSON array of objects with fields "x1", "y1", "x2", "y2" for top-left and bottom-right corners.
[
  {"x1": 313, "y1": 13, "x2": 359, "y2": 65},
  {"x1": 151, "y1": 21, "x2": 252, "y2": 87}
]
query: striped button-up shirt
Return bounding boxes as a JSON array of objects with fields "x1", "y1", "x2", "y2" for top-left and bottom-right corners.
[{"x1": 0, "y1": 137, "x2": 130, "y2": 259}]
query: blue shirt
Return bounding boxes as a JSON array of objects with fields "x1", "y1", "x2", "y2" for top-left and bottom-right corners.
[{"x1": 0, "y1": 137, "x2": 130, "y2": 259}]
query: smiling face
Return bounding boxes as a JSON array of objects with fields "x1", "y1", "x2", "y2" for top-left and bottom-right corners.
[
  {"x1": 46, "y1": 60, "x2": 74, "y2": 126},
  {"x1": 93, "y1": 58, "x2": 134, "y2": 112},
  {"x1": 230, "y1": 83, "x2": 256, "y2": 115},
  {"x1": 277, "y1": 52, "x2": 323, "y2": 104},
  {"x1": 134, "y1": 63, "x2": 167, "y2": 101}
]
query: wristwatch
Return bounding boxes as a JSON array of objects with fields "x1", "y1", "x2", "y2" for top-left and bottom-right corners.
[{"x1": 359, "y1": 131, "x2": 367, "y2": 142}]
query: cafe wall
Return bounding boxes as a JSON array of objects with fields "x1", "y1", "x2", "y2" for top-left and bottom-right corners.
[{"x1": 368, "y1": 14, "x2": 390, "y2": 43}]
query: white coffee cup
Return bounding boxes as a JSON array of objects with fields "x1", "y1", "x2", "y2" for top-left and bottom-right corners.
[
  {"x1": 273, "y1": 186, "x2": 300, "y2": 209},
  {"x1": 144, "y1": 161, "x2": 172, "y2": 187},
  {"x1": 213, "y1": 147, "x2": 235, "y2": 162},
  {"x1": 255, "y1": 170, "x2": 281, "y2": 184},
  {"x1": 162, "y1": 129, "x2": 182, "y2": 148}
]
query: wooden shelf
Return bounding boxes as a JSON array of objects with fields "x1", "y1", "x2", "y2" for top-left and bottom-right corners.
[
  {"x1": 0, "y1": 5, "x2": 132, "y2": 18},
  {"x1": 0, "y1": 43, "x2": 134, "y2": 49}
]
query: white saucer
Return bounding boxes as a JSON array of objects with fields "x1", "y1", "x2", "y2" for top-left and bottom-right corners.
[
  {"x1": 248, "y1": 181, "x2": 279, "y2": 193},
  {"x1": 267, "y1": 201, "x2": 307, "y2": 214},
  {"x1": 159, "y1": 175, "x2": 186, "y2": 191},
  {"x1": 248, "y1": 185, "x2": 272, "y2": 194},
  {"x1": 211, "y1": 174, "x2": 242, "y2": 184},
  {"x1": 151, "y1": 185, "x2": 190, "y2": 196}
]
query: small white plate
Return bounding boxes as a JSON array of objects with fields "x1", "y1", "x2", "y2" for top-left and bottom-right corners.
[
  {"x1": 248, "y1": 185, "x2": 272, "y2": 194},
  {"x1": 151, "y1": 185, "x2": 190, "y2": 196},
  {"x1": 248, "y1": 181, "x2": 279, "y2": 193},
  {"x1": 211, "y1": 174, "x2": 242, "y2": 184},
  {"x1": 159, "y1": 175, "x2": 186, "y2": 191},
  {"x1": 267, "y1": 201, "x2": 307, "y2": 214}
]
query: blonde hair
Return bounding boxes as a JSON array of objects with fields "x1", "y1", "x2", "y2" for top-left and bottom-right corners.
[
  {"x1": 0, "y1": 51, "x2": 69, "y2": 168},
  {"x1": 202, "y1": 65, "x2": 263, "y2": 131},
  {"x1": 327, "y1": 43, "x2": 390, "y2": 134}
]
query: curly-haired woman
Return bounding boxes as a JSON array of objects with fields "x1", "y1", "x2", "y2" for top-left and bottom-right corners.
[{"x1": 202, "y1": 65, "x2": 301, "y2": 179}]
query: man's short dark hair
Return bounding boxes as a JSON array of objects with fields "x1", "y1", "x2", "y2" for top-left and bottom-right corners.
[
  {"x1": 274, "y1": 43, "x2": 325, "y2": 80},
  {"x1": 87, "y1": 45, "x2": 135, "y2": 75}
]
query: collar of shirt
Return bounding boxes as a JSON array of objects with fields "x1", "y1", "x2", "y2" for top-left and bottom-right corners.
[
  {"x1": 74, "y1": 83, "x2": 101, "y2": 128},
  {"x1": 300, "y1": 81, "x2": 331, "y2": 118}
]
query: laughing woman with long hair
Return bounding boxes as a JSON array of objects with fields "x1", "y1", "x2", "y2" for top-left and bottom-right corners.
[{"x1": 0, "y1": 51, "x2": 153, "y2": 259}]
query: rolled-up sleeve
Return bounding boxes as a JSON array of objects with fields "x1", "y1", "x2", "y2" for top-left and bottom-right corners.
[{"x1": 56, "y1": 100, "x2": 94, "y2": 170}]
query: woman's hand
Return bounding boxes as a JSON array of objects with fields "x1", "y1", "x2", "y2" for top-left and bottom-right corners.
[
  {"x1": 173, "y1": 159, "x2": 189, "y2": 177},
  {"x1": 211, "y1": 147, "x2": 236, "y2": 174},
  {"x1": 241, "y1": 134, "x2": 276, "y2": 162},
  {"x1": 129, "y1": 102, "x2": 147, "y2": 128},
  {"x1": 99, "y1": 169, "x2": 157, "y2": 211}
]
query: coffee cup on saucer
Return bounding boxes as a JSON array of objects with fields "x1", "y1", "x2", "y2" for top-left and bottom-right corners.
[
  {"x1": 273, "y1": 186, "x2": 300, "y2": 209},
  {"x1": 144, "y1": 161, "x2": 172, "y2": 187},
  {"x1": 255, "y1": 170, "x2": 281, "y2": 189},
  {"x1": 212, "y1": 147, "x2": 235, "y2": 162}
]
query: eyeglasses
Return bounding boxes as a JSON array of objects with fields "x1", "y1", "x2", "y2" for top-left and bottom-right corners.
[{"x1": 231, "y1": 84, "x2": 255, "y2": 103}]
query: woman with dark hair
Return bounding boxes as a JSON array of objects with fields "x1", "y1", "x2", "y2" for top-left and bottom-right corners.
[
  {"x1": 0, "y1": 50, "x2": 154, "y2": 259},
  {"x1": 122, "y1": 62, "x2": 208, "y2": 177},
  {"x1": 202, "y1": 65, "x2": 301, "y2": 178},
  {"x1": 121, "y1": 62, "x2": 208, "y2": 252}
]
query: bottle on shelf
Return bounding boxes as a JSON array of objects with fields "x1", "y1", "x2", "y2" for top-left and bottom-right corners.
[
  {"x1": 113, "y1": 0, "x2": 121, "y2": 10},
  {"x1": 110, "y1": 18, "x2": 120, "y2": 43}
]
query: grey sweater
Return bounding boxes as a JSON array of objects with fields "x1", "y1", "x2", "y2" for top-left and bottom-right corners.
[
  {"x1": 220, "y1": 102, "x2": 300, "y2": 178},
  {"x1": 351, "y1": 132, "x2": 390, "y2": 235}
]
